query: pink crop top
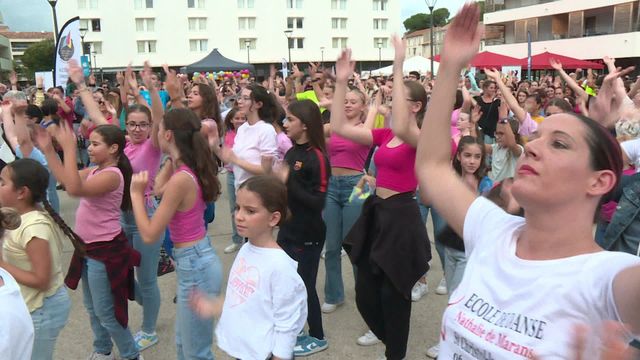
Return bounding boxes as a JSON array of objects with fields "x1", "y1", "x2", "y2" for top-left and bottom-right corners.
[
  {"x1": 372, "y1": 128, "x2": 418, "y2": 193},
  {"x1": 328, "y1": 133, "x2": 370, "y2": 171},
  {"x1": 168, "y1": 165, "x2": 207, "y2": 243},
  {"x1": 75, "y1": 167, "x2": 124, "y2": 243}
]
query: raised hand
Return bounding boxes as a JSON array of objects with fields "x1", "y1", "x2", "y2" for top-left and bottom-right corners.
[
  {"x1": 34, "y1": 126, "x2": 54, "y2": 153},
  {"x1": 131, "y1": 171, "x2": 149, "y2": 195},
  {"x1": 116, "y1": 71, "x2": 125, "y2": 85},
  {"x1": 67, "y1": 59, "x2": 85, "y2": 85},
  {"x1": 292, "y1": 64, "x2": 303, "y2": 78},
  {"x1": 269, "y1": 64, "x2": 277, "y2": 79},
  {"x1": 9, "y1": 71, "x2": 17, "y2": 86},
  {"x1": 603, "y1": 56, "x2": 615, "y2": 67},
  {"x1": 484, "y1": 68, "x2": 502, "y2": 81},
  {"x1": 0, "y1": 99, "x2": 12, "y2": 116},
  {"x1": 140, "y1": 61, "x2": 154, "y2": 89},
  {"x1": 335, "y1": 49, "x2": 355, "y2": 83},
  {"x1": 53, "y1": 122, "x2": 77, "y2": 152},
  {"x1": 392, "y1": 35, "x2": 406, "y2": 62},
  {"x1": 163, "y1": 64, "x2": 182, "y2": 100},
  {"x1": 549, "y1": 58, "x2": 563, "y2": 71},
  {"x1": 440, "y1": 3, "x2": 483, "y2": 69}
]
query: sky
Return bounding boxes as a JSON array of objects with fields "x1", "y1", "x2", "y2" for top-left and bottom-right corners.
[{"x1": 0, "y1": 0, "x2": 469, "y2": 32}]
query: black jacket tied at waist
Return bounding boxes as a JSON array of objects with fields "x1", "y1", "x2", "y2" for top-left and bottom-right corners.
[{"x1": 343, "y1": 192, "x2": 431, "y2": 300}]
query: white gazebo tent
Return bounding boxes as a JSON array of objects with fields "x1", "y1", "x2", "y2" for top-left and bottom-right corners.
[{"x1": 369, "y1": 56, "x2": 439, "y2": 76}]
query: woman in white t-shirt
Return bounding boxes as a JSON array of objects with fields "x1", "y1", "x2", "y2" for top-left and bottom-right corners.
[{"x1": 416, "y1": 4, "x2": 640, "y2": 359}]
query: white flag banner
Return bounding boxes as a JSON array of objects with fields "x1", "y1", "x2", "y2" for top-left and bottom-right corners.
[
  {"x1": 54, "y1": 16, "x2": 81, "y2": 87},
  {"x1": 281, "y1": 58, "x2": 289, "y2": 78}
]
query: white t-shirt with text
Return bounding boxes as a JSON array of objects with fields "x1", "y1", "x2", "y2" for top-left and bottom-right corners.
[{"x1": 438, "y1": 197, "x2": 640, "y2": 359}]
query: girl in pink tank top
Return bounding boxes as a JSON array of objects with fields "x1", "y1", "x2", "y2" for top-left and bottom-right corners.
[{"x1": 130, "y1": 107, "x2": 222, "y2": 360}]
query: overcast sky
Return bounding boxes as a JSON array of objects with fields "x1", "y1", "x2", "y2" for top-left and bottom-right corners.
[{"x1": 0, "y1": 0, "x2": 470, "y2": 32}]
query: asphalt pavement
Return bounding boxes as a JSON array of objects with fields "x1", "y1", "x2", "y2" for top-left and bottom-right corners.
[{"x1": 54, "y1": 173, "x2": 447, "y2": 360}]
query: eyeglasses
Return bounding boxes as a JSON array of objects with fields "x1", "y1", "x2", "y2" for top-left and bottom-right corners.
[
  {"x1": 126, "y1": 122, "x2": 150, "y2": 130},
  {"x1": 237, "y1": 96, "x2": 252, "y2": 102}
]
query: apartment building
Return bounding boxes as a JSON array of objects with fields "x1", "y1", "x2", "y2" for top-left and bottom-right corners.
[
  {"x1": 483, "y1": 0, "x2": 639, "y2": 61},
  {"x1": 54, "y1": 0, "x2": 401, "y2": 73}
]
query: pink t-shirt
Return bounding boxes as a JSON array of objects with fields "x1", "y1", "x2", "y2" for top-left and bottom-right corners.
[
  {"x1": 451, "y1": 108, "x2": 462, "y2": 139},
  {"x1": 276, "y1": 132, "x2": 293, "y2": 161},
  {"x1": 124, "y1": 138, "x2": 161, "y2": 197},
  {"x1": 328, "y1": 133, "x2": 370, "y2": 171},
  {"x1": 224, "y1": 129, "x2": 237, "y2": 172},
  {"x1": 168, "y1": 165, "x2": 207, "y2": 243},
  {"x1": 372, "y1": 128, "x2": 417, "y2": 193},
  {"x1": 75, "y1": 167, "x2": 124, "y2": 243}
]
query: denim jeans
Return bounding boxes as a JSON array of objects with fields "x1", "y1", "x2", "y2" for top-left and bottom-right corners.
[
  {"x1": 226, "y1": 172, "x2": 243, "y2": 245},
  {"x1": 323, "y1": 174, "x2": 364, "y2": 305},
  {"x1": 121, "y1": 199, "x2": 162, "y2": 334},
  {"x1": 31, "y1": 286, "x2": 71, "y2": 360},
  {"x1": 82, "y1": 258, "x2": 138, "y2": 359},
  {"x1": 418, "y1": 198, "x2": 446, "y2": 272},
  {"x1": 173, "y1": 237, "x2": 222, "y2": 360},
  {"x1": 443, "y1": 246, "x2": 467, "y2": 294}
]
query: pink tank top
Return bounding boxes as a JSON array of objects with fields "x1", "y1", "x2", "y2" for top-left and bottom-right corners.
[
  {"x1": 75, "y1": 167, "x2": 124, "y2": 243},
  {"x1": 168, "y1": 165, "x2": 207, "y2": 243},
  {"x1": 328, "y1": 133, "x2": 370, "y2": 171}
]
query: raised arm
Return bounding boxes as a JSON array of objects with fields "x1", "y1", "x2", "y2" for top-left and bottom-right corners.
[
  {"x1": 416, "y1": 3, "x2": 483, "y2": 236},
  {"x1": 68, "y1": 59, "x2": 109, "y2": 126},
  {"x1": 328, "y1": 49, "x2": 373, "y2": 146},
  {"x1": 163, "y1": 64, "x2": 186, "y2": 109},
  {"x1": 1, "y1": 101, "x2": 18, "y2": 151},
  {"x1": 550, "y1": 58, "x2": 588, "y2": 103},
  {"x1": 140, "y1": 61, "x2": 162, "y2": 148},
  {"x1": 390, "y1": 35, "x2": 420, "y2": 147},
  {"x1": 485, "y1": 68, "x2": 528, "y2": 124}
]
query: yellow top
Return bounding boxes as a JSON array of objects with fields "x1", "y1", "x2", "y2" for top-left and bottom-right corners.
[
  {"x1": 531, "y1": 115, "x2": 545, "y2": 124},
  {"x1": 296, "y1": 90, "x2": 326, "y2": 113},
  {"x1": 2, "y1": 210, "x2": 66, "y2": 312}
]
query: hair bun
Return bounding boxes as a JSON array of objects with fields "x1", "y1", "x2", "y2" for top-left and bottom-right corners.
[{"x1": 0, "y1": 207, "x2": 21, "y2": 230}]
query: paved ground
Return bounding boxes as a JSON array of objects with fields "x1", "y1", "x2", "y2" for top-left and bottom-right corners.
[{"x1": 54, "y1": 173, "x2": 447, "y2": 360}]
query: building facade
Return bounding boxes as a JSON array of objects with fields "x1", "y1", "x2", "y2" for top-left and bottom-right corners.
[
  {"x1": 483, "y1": 0, "x2": 639, "y2": 61},
  {"x1": 54, "y1": 0, "x2": 401, "y2": 73}
]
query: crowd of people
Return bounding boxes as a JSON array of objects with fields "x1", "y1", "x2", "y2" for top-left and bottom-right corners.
[{"x1": 0, "y1": 3, "x2": 639, "y2": 360}]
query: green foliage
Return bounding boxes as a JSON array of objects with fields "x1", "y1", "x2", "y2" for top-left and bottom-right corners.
[
  {"x1": 403, "y1": 7, "x2": 450, "y2": 33},
  {"x1": 20, "y1": 39, "x2": 55, "y2": 79}
]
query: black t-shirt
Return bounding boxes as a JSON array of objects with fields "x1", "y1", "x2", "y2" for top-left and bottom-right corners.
[{"x1": 474, "y1": 96, "x2": 501, "y2": 139}]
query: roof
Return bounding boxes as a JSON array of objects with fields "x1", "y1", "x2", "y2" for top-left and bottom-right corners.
[
  {"x1": 404, "y1": 28, "x2": 430, "y2": 38},
  {"x1": 0, "y1": 31, "x2": 53, "y2": 40},
  {"x1": 180, "y1": 48, "x2": 254, "y2": 73},
  {"x1": 433, "y1": 51, "x2": 521, "y2": 68},
  {"x1": 522, "y1": 51, "x2": 604, "y2": 70}
]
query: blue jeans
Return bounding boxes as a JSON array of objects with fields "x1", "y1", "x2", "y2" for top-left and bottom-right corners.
[
  {"x1": 82, "y1": 258, "x2": 138, "y2": 359},
  {"x1": 174, "y1": 237, "x2": 222, "y2": 360},
  {"x1": 226, "y1": 172, "x2": 243, "y2": 245},
  {"x1": 31, "y1": 286, "x2": 71, "y2": 360},
  {"x1": 418, "y1": 200, "x2": 446, "y2": 272},
  {"x1": 444, "y1": 246, "x2": 467, "y2": 294},
  {"x1": 323, "y1": 174, "x2": 364, "y2": 305},
  {"x1": 121, "y1": 199, "x2": 163, "y2": 334}
]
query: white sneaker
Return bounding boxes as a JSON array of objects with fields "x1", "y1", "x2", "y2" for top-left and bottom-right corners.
[
  {"x1": 321, "y1": 302, "x2": 343, "y2": 313},
  {"x1": 356, "y1": 330, "x2": 381, "y2": 346},
  {"x1": 321, "y1": 249, "x2": 346, "y2": 259},
  {"x1": 426, "y1": 343, "x2": 440, "y2": 358},
  {"x1": 224, "y1": 243, "x2": 242, "y2": 254},
  {"x1": 435, "y1": 278, "x2": 448, "y2": 295},
  {"x1": 86, "y1": 353, "x2": 115, "y2": 360},
  {"x1": 411, "y1": 281, "x2": 428, "y2": 302}
]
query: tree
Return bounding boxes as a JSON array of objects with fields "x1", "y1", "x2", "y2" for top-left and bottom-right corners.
[
  {"x1": 403, "y1": 8, "x2": 451, "y2": 33},
  {"x1": 20, "y1": 39, "x2": 55, "y2": 79}
]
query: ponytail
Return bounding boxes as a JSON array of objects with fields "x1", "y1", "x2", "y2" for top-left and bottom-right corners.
[
  {"x1": 93, "y1": 124, "x2": 133, "y2": 211},
  {"x1": 117, "y1": 154, "x2": 133, "y2": 211},
  {"x1": 42, "y1": 199, "x2": 86, "y2": 256}
]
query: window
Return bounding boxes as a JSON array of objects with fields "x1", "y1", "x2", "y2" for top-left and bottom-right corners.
[
  {"x1": 78, "y1": 0, "x2": 86, "y2": 9},
  {"x1": 238, "y1": 17, "x2": 256, "y2": 30},
  {"x1": 187, "y1": 0, "x2": 204, "y2": 8},
  {"x1": 137, "y1": 40, "x2": 156, "y2": 53},
  {"x1": 286, "y1": 0, "x2": 302, "y2": 8},
  {"x1": 372, "y1": 0, "x2": 387, "y2": 11},
  {"x1": 331, "y1": 17, "x2": 347, "y2": 29},
  {"x1": 239, "y1": 38, "x2": 257, "y2": 50},
  {"x1": 188, "y1": 17, "x2": 207, "y2": 31},
  {"x1": 331, "y1": 0, "x2": 346, "y2": 10},
  {"x1": 79, "y1": 19, "x2": 89, "y2": 30},
  {"x1": 90, "y1": 0, "x2": 98, "y2": 8},
  {"x1": 189, "y1": 39, "x2": 208, "y2": 52},
  {"x1": 288, "y1": 38, "x2": 304, "y2": 49},
  {"x1": 373, "y1": 18, "x2": 388, "y2": 30},
  {"x1": 287, "y1": 17, "x2": 303, "y2": 29},
  {"x1": 332, "y1": 37, "x2": 348, "y2": 49},
  {"x1": 135, "y1": 0, "x2": 153, "y2": 9},
  {"x1": 135, "y1": 18, "x2": 155, "y2": 32},
  {"x1": 78, "y1": 0, "x2": 98, "y2": 9},
  {"x1": 90, "y1": 42, "x2": 102, "y2": 54},
  {"x1": 237, "y1": 0, "x2": 254, "y2": 8},
  {"x1": 373, "y1": 37, "x2": 388, "y2": 48},
  {"x1": 91, "y1": 19, "x2": 101, "y2": 32}
]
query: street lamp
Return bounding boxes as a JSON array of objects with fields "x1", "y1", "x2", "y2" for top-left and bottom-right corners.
[
  {"x1": 320, "y1": 46, "x2": 325, "y2": 65},
  {"x1": 284, "y1": 29, "x2": 293, "y2": 71},
  {"x1": 245, "y1": 39, "x2": 251, "y2": 64},
  {"x1": 79, "y1": 27, "x2": 88, "y2": 54},
  {"x1": 91, "y1": 49, "x2": 97, "y2": 77},
  {"x1": 377, "y1": 41, "x2": 382, "y2": 69},
  {"x1": 47, "y1": 0, "x2": 59, "y2": 43},
  {"x1": 425, "y1": 0, "x2": 437, "y2": 75}
]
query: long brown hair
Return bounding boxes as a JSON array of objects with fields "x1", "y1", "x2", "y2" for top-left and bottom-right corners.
[
  {"x1": 195, "y1": 83, "x2": 222, "y2": 129},
  {"x1": 93, "y1": 125, "x2": 133, "y2": 211},
  {"x1": 163, "y1": 108, "x2": 220, "y2": 202},
  {"x1": 287, "y1": 100, "x2": 326, "y2": 153}
]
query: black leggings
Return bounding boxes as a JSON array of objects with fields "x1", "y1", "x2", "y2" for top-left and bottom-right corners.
[
  {"x1": 279, "y1": 242, "x2": 325, "y2": 340},
  {"x1": 356, "y1": 259, "x2": 412, "y2": 360}
]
